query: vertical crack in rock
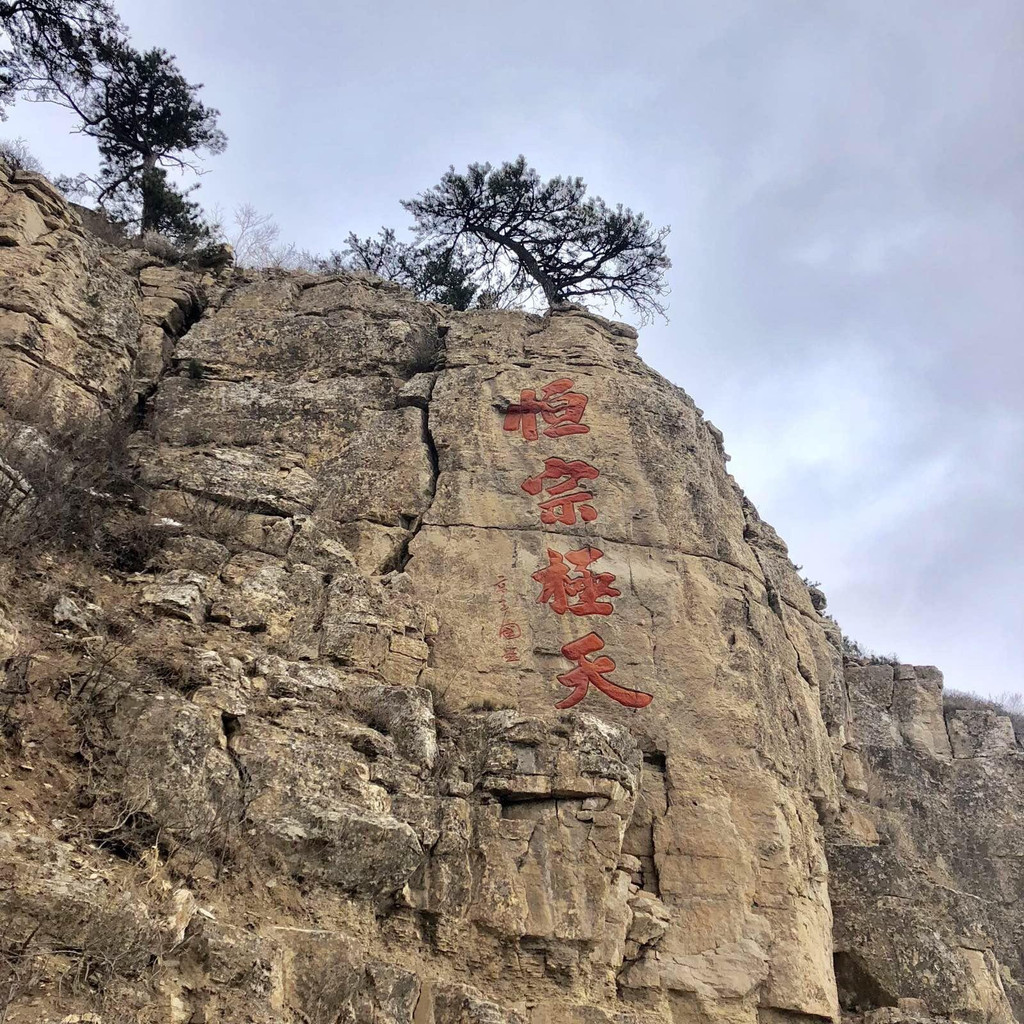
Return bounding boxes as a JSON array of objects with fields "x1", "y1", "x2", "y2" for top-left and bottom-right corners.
[
  {"x1": 130, "y1": 267, "x2": 211, "y2": 432},
  {"x1": 220, "y1": 711, "x2": 254, "y2": 823},
  {"x1": 420, "y1": 397, "x2": 440, "y2": 507},
  {"x1": 739, "y1": 497, "x2": 819, "y2": 686},
  {"x1": 627, "y1": 558, "x2": 658, "y2": 670},
  {"x1": 748, "y1": 541, "x2": 815, "y2": 687},
  {"x1": 396, "y1": 370, "x2": 441, "y2": 571}
]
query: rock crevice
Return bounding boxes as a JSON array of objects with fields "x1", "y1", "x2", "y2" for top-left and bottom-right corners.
[{"x1": 0, "y1": 168, "x2": 1018, "y2": 1024}]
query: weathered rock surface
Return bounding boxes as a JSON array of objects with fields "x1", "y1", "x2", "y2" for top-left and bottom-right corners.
[
  {"x1": 829, "y1": 661, "x2": 1024, "y2": 1022},
  {"x1": 0, "y1": 167, "x2": 1019, "y2": 1024},
  {"x1": 0, "y1": 159, "x2": 210, "y2": 433}
]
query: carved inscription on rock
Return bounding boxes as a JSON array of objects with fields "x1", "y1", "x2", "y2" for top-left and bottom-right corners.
[{"x1": 501, "y1": 377, "x2": 654, "y2": 711}]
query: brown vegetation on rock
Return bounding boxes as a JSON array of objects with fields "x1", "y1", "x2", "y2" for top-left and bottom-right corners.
[{"x1": 0, "y1": 165, "x2": 1020, "y2": 1024}]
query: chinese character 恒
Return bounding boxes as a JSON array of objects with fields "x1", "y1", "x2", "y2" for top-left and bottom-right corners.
[
  {"x1": 532, "y1": 546, "x2": 620, "y2": 616},
  {"x1": 504, "y1": 379, "x2": 590, "y2": 441},
  {"x1": 555, "y1": 632, "x2": 654, "y2": 710}
]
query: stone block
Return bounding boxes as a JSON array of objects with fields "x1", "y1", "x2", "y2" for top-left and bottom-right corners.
[{"x1": 948, "y1": 710, "x2": 1017, "y2": 758}]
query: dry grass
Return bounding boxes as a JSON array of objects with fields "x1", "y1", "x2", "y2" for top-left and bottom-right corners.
[
  {"x1": 0, "y1": 918, "x2": 43, "y2": 1023},
  {"x1": 0, "y1": 883, "x2": 175, "y2": 1020},
  {"x1": 176, "y1": 492, "x2": 251, "y2": 548},
  {"x1": 839, "y1": 632, "x2": 899, "y2": 666},
  {"x1": 0, "y1": 380, "x2": 170, "y2": 572},
  {"x1": 943, "y1": 688, "x2": 1024, "y2": 738},
  {"x1": 0, "y1": 644, "x2": 35, "y2": 751}
]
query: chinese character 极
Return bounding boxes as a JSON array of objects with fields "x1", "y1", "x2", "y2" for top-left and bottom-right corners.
[
  {"x1": 532, "y1": 546, "x2": 620, "y2": 616},
  {"x1": 504, "y1": 379, "x2": 590, "y2": 440},
  {"x1": 555, "y1": 632, "x2": 654, "y2": 710}
]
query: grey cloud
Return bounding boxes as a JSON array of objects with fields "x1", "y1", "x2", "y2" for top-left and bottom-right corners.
[{"x1": 6, "y1": 0, "x2": 1020, "y2": 691}]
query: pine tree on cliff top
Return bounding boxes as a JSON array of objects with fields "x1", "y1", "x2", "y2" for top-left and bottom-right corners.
[
  {"x1": 341, "y1": 227, "x2": 479, "y2": 310},
  {"x1": 48, "y1": 34, "x2": 225, "y2": 241},
  {"x1": 402, "y1": 156, "x2": 671, "y2": 322},
  {"x1": 1, "y1": 4, "x2": 225, "y2": 243},
  {"x1": 0, "y1": 0, "x2": 116, "y2": 112}
]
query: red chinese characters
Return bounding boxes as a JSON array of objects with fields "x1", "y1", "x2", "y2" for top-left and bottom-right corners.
[
  {"x1": 504, "y1": 378, "x2": 590, "y2": 441},
  {"x1": 500, "y1": 373, "x2": 654, "y2": 710},
  {"x1": 539, "y1": 492, "x2": 597, "y2": 526},
  {"x1": 555, "y1": 632, "x2": 654, "y2": 710},
  {"x1": 521, "y1": 457, "x2": 598, "y2": 496},
  {"x1": 521, "y1": 456, "x2": 600, "y2": 526},
  {"x1": 532, "y1": 546, "x2": 620, "y2": 616},
  {"x1": 494, "y1": 576, "x2": 522, "y2": 663}
]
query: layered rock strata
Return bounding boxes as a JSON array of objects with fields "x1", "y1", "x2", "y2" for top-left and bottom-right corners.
[
  {"x1": 830, "y1": 661, "x2": 1024, "y2": 1022},
  {"x1": 1, "y1": 163, "x2": 1021, "y2": 1024}
]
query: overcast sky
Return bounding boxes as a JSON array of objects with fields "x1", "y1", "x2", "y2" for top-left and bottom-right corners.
[{"x1": 5, "y1": 0, "x2": 1021, "y2": 695}]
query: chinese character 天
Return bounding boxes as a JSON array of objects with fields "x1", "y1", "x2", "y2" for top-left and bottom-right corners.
[{"x1": 556, "y1": 632, "x2": 653, "y2": 710}]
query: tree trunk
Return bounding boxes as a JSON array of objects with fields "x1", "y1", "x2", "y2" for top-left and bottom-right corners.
[
  {"x1": 139, "y1": 153, "x2": 158, "y2": 233},
  {"x1": 470, "y1": 222, "x2": 564, "y2": 309}
]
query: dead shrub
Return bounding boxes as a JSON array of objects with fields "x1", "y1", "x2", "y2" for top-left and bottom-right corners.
[
  {"x1": 102, "y1": 512, "x2": 167, "y2": 573},
  {"x1": 296, "y1": 964, "x2": 362, "y2": 1024},
  {"x1": 138, "y1": 230, "x2": 182, "y2": 263},
  {"x1": 145, "y1": 652, "x2": 199, "y2": 696},
  {"x1": 0, "y1": 885, "x2": 170, "y2": 1019},
  {"x1": 0, "y1": 645, "x2": 35, "y2": 748},
  {"x1": 53, "y1": 638, "x2": 135, "y2": 760},
  {"x1": 137, "y1": 769, "x2": 260, "y2": 885},
  {"x1": 177, "y1": 492, "x2": 250, "y2": 548},
  {"x1": 67, "y1": 638, "x2": 129, "y2": 708},
  {"x1": 0, "y1": 401, "x2": 135, "y2": 559},
  {"x1": 839, "y1": 632, "x2": 899, "y2": 666},
  {"x1": 171, "y1": 780, "x2": 257, "y2": 883},
  {"x1": 87, "y1": 777, "x2": 163, "y2": 868},
  {"x1": 87, "y1": 728, "x2": 263, "y2": 884},
  {"x1": 50, "y1": 897, "x2": 161, "y2": 993},
  {"x1": 0, "y1": 137, "x2": 45, "y2": 175},
  {"x1": 0, "y1": 917, "x2": 43, "y2": 1022}
]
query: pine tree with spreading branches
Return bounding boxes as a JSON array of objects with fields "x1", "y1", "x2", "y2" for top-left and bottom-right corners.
[{"x1": 402, "y1": 156, "x2": 671, "y2": 321}]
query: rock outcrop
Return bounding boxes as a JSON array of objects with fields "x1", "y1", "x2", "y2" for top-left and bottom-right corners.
[
  {"x1": 0, "y1": 162, "x2": 1021, "y2": 1024},
  {"x1": 829, "y1": 661, "x2": 1024, "y2": 1022}
]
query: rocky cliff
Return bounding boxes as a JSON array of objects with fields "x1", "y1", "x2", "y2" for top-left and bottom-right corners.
[{"x1": 1, "y1": 162, "x2": 1021, "y2": 1024}]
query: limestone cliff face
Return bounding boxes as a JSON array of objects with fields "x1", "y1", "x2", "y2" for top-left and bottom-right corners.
[
  {"x1": 0, "y1": 166, "x2": 144, "y2": 421},
  {"x1": 830, "y1": 662, "x2": 1024, "y2": 1022},
  {"x1": 0, "y1": 164, "x2": 1021, "y2": 1024}
]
